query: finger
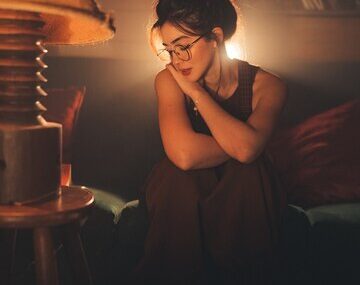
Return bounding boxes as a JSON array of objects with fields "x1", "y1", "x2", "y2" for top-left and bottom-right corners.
[
  {"x1": 166, "y1": 64, "x2": 178, "y2": 78},
  {"x1": 166, "y1": 63, "x2": 176, "y2": 73}
]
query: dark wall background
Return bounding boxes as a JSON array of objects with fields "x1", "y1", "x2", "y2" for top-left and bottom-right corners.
[
  {"x1": 42, "y1": 2, "x2": 360, "y2": 201},
  {"x1": 44, "y1": 57, "x2": 162, "y2": 200}
]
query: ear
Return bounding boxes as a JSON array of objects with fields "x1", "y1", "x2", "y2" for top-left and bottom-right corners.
[{"x1": 211, "y1": 27, "x2": 224, "y2": 47}]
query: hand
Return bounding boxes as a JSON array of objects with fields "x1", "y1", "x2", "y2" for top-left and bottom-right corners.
[{"x1": 166, "y1": 63, "x2": 203, "y2": 98}]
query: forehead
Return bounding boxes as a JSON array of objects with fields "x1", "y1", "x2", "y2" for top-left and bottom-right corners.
[{"x1": 159, "y1": 21, "x2": 192, "y2": 45}]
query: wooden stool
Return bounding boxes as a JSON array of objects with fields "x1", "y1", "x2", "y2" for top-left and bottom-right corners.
[{"x1": 0, "y1": 186, "x2": 94, "y2": 285}]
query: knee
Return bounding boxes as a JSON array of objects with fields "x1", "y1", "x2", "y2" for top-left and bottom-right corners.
[
  {"x1": 223, "y1": 157, "x2": 258, "y2": 174},
  {"x1": 158, "y1": 156, "x2": 192, "y2": 179},
  {"x1": 145, "y1": 157, "x2": 200, "y2": 200}
]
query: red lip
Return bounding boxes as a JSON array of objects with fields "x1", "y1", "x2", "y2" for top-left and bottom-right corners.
[{"x1": 181, "y1": 68, "x2": 192, "y2": 76}]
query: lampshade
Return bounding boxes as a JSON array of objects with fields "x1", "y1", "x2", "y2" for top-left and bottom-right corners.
[{"x1": 0, "y1": 0, "x2": 115, "y2": 45}]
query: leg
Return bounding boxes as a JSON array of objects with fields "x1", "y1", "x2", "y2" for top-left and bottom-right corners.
[
  {"x1": 60, "y1": 222, "x2": 93, "y2": 285},
  {"x1": 33, "y1": 227, "x2": 59, "y2": 285},
  {"x1": 201, "y1": 156, "x2": 283, "y2": 284},
  {"x1": 0, "y1": 229, "x2": 17, "y2": 285},
  {"x1": 133, "y1": 157, "x2": 218, "y2": 284}
]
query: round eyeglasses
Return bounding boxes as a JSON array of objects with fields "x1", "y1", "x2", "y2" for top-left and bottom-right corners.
[{"x1": 157, "y1": 33, "x2": 209, "y2": 62}]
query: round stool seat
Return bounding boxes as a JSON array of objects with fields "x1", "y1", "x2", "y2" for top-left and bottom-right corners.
[
  {"x1": 0, "y1": 186, "x2": 94, "y2": 228},
  {"x1": 0, "y1": 186, "x2": 94, "y2": 285}
]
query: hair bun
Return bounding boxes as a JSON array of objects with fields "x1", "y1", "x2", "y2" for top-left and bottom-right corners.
[{"x1": 153, "y1": 0, "x2": 238, "y2": 40}]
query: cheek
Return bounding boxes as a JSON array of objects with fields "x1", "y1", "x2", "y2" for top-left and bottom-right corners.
[{"x1": 190, "y1": 47, "x2": 214, "y2": 80}]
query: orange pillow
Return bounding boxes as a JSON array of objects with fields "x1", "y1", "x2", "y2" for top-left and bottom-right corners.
[
  {"x1": 41, "y1": 86, "x2": 86, "y2": 164},
  {"x1": 267, "y1": 99, "x2": 360, "y2": 208}
]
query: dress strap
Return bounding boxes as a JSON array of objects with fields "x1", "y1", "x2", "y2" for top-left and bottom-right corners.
[{"x1": 237, "y1": 60, "x2": 260, "y2": 121}]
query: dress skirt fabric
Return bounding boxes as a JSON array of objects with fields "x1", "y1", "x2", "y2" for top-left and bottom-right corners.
[{"x1": 131, "y1": 151, "x2": 286, "y2": 284}]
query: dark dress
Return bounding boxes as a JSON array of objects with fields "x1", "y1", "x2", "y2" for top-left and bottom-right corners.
[{"x1": 131, "y1": 59, "x2": 287, "y2": 284}]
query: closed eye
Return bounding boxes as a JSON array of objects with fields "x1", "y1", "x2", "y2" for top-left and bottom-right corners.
[{"x1": 177, "y1": 44, "x2": 189, "y2": 51}]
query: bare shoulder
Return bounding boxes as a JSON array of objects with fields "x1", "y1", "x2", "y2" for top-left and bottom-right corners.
[
  {"x1": 155, "y1": 69, "x2": 182, "y2": 95},
  {"x1": 252, "y1": 68, "x2": 288, "y2": 110},
  {"x1": 155, "y1": 68, "x2": 173, "y2": 84},
  {"x1": 155, "y1": 68, "x2": 190, "y2": 104}
]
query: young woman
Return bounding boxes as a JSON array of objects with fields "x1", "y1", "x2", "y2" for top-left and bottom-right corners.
[{"x1": 131, "y1": 0, "x2": 288, "y2": 284}]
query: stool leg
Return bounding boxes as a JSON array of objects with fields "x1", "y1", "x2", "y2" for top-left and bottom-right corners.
[
  {"x1": 0, "y1": 229, "x2": 17, "y2": 285},
  {"x1": 33, "y1": 227, "x2": 59, "y2": 285},
  {"x1": 61, "y1": 222, "x2": 93, "y2": 285}
]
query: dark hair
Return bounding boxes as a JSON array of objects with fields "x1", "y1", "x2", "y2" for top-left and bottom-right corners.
[{"x1": 149, "y1": 0, "x2": 239, "y2": 52}]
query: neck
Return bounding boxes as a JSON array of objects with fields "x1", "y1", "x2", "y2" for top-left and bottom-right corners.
[{"x1": 203, "y1": 52, "x2": 234, "y2": 96}]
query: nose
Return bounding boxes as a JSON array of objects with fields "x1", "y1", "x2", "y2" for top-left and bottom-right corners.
[{"x1": 171, "y1": 56, "x2": 181, "y2": 67}]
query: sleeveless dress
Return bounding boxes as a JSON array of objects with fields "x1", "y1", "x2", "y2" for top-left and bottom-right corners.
[{"x1": 131, "y1": 59, "x2": 287, "y2": 284}]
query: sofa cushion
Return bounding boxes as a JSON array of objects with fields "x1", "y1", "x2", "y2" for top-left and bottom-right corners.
[
  {"x1": 305, "y1": 203, "x2": 360, "y2": 226},
  {"x1": 268, "y1": 99, "x2": 360, "y2": 208},
  {"x1": 80, "y1": 187, "x2": 126, "y2": 285},
  {"x1": 89, "y1": 187, "x2": 126, "y2": 224},
  {"x1": 280, "y1": 203, "x2": 360, "y2": 285}
]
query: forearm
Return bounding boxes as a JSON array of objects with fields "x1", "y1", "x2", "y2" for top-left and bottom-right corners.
[
  {"x1": 182, "y1": 133, "x2": 231, "y2": 170},
  {"x1": 190, "y1": 89, "x2": 257, "y2": 161}
]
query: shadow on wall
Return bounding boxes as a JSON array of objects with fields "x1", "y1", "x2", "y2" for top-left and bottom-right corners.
[{"x1": 43, "y1": 56, "x2": 359, "y2": 201}]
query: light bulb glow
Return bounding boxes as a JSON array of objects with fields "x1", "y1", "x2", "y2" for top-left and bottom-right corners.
[{"x1": 225, "y1": 42, "x2": 245, "y2": 60}]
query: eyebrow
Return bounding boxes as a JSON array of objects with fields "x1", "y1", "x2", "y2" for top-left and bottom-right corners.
[{"x1": 162, "y1": 35, "x2": 189, "y2": 46}]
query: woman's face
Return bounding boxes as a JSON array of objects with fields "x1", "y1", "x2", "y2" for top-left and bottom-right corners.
[{"x1": 159, "y1": 21, "x2": 216, "y2": 82}]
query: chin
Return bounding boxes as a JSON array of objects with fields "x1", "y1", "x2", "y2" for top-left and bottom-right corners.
[
  {"x1": 189, "y1": 70, "x2": 203, "y2": 82},
  {"x1": 189, "y1": 76, "x2": 199, "y2": 83},
  {"x1": 182, "y1": 72, "x2": 196, "y2": 82}
]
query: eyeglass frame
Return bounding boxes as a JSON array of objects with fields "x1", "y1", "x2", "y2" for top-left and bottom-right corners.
[{"x1": 157, "y1": 32, "x2": 211, "y2": 62}]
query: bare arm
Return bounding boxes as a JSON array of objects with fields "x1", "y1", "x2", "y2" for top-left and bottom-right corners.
[
  {"x1": 155, "y1": 69, "x2": 230, "y2": 170},
  {"x1": 186, "y1": 68, "x2": 288, "y2": 165}
]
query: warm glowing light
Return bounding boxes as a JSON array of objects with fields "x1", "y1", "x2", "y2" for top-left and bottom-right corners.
[{"x1": 225, "y1": 42, "x2": 245, "y2": 60}]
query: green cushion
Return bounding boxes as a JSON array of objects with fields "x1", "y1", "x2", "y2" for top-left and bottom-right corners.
[
  {"x1": 87, "y1": 187, "x2": 126, "y2": 224},
  {"x1": 305, "y1": 203, "x2": 360, "y2": 226}
]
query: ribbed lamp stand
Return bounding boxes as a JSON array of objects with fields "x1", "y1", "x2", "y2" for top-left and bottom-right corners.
[{"x1": 0, "y1": 9, "x2": 61, "y2": 204}]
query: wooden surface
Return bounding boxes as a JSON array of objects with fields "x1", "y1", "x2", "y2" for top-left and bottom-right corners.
[
  {"x1": 0, "y1": 186, "x2": 94, "y2": 285},
  {"x1": 0, "y1": 186, "x2": 94, "y2": 228}
]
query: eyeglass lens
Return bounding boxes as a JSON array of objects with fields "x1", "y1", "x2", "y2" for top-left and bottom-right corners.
[{"x1": 159, "y1": 45, "x2": 190, "y2": 62}]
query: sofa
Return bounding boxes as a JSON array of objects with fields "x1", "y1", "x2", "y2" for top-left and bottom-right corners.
[{"x1": 86, "y1": 98, "x2": 360, "y2": 285}]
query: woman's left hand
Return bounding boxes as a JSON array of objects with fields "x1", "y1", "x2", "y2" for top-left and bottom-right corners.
[{"x1": 166, "y1": 63, "x2": 203, "y2": 98}]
